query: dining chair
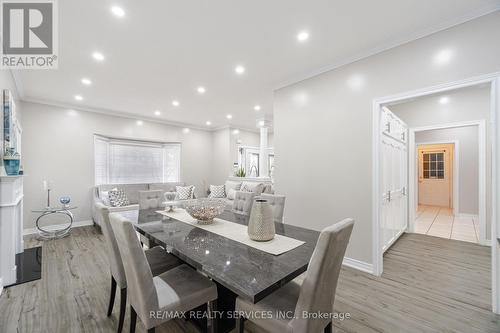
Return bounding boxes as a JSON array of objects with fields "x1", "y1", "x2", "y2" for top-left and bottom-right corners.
[
  {"x1": 109, "y1": 212, "x2": 218, "y2": 333},
  {"x1": 232, "y1": 191, "x2": 256, "y2": 217},
  {"x1": 138, "y1": 190, "x2": 164, "y2": 210},
  {"x1": 97, "y1": 203, "x2": 182, "y2": 333},
  {"x1": 258, "y1": 193, "x2": 286, "y2": 223},
  {"x1": 235, "y1": 218, "x2": 354, "y2": 333}
]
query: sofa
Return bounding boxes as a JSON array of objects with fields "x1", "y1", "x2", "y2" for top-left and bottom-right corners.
[
  {"x1": 210, "y1": 179, "x2": 274, "y2": 211},
  {"x1": 92, "y1": 182, "x2": 189, "y2": 227}
]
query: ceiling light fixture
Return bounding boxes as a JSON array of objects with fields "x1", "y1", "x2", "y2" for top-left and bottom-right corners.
[
  {"x1": 254, "y1": 105, "x2": 261, "y2": 111},
  {"x1": 197, "y1": 86, "x2": 206, "y2": 94},
  {"x1": 136, "y1": 120, "x2": 143, "y2": 126},
  {"x1": 92, "y1": 52, "x2": 105, "y2": 61},
  {"x1": 206, "y1": 121, "x2": 212, "y2": 126},
  {"x1": 226, "y1": 114, "x2": 232, "y2": 119},
  {"x1": 154, "y1": 110, "x2": 161, "y2": 116},
  {"x1": 258, "y1": 120, "x2": 265, "y2": 127},
  {"x1": 81, "y1": 78, "x2": 92, "y2": 86},
  {"x1": 297, "y1": 31, "x2": 309, "y2": 42},
  {"x1": 434, "y1": 49, "x2": 453, "y2": 65},
  {"x1": 439, "y1": 96, "x2": 449, "y2": 105},
  {"x1": 172, "y1": 100, "x2": 180, "y2": 106},
  {"x1": 182, "y1": 128, "x2": 190, "y2": 134},
  {"x1": 111, "y1": 6, "x2": 125, "y2": 18},
  {"x1": 232, "y1": 129, "x2": 239, "y2": 135},
  {"x1": 234, "y1": 65, "x2": 245, "y2": 74},
  {"x1": 74, "y1": 95, "x2": 83, "y2": 101}
]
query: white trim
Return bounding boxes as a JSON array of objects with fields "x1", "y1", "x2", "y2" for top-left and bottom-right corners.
[
  {"x1": 274, "y1": 8, "x2": 500, "y2": 91},
  {"x1": 0, "y1": 277, "x2": 3, "y2": 297},
  {"x1": 0, "y1": 194, "x2": 23, "y2": 207},
  {"x1": 342, "y1": 257, "x2": 374, "y2": 274},
  {"x1": 371, "y1": 73, "x2": 499, "y2": 317},
  {"x1": 22, "y1": 219, "x2": 94, "y2": 236},
  {"x1": 413, "y1": 140, "x2": 459, "y2": 217}
]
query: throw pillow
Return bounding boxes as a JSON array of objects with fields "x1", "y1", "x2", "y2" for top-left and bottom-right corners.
[
  {"x1": 224, "y1": 180, "x2": 242, "y2": 192},
  {"x1": 209, "y1": 184, "x2": 225, "y2": 198},
  {"x1": 240, "y1": 182, "x2": 264, "y2": 194},
  {"x1": 227, "y1": 188, "x2": 237, "y2": 200},
  {"x1": 100, "y1": 191, "x2": 111, "y2": 206},
  {"x1": 108, "y1": 189, "x2": 130, "y2": 207},
  {"x1": 176, "y1": 185, "x2": 194, "y2": 200}
]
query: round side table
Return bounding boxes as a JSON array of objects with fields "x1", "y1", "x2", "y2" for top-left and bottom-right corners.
[{"x1": 32, "y1": 206, "x2": 77, "y2": 239}]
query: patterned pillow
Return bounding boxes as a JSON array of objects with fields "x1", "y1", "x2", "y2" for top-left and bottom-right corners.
[
  {"x1": 241, "y1": 182, "x2": 264, "y2": 195},
  {"x1": 108, "y1": 189, "x2": 130, "y2": 207},
  {"x1": 209, "y1": 184, "x2": 225, "y2": 198},
  {"x1": 176, "y1": 185, "x2": 194, "y2": 200}
]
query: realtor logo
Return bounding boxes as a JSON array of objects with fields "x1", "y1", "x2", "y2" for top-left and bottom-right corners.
[{"x1": 1, "y1": 0, "x2": 58, "y2": 68}]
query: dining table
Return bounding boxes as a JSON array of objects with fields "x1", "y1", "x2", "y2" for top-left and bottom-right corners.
[{"x1": 129, "y1": 208, "x2": 320, "y2": 333}]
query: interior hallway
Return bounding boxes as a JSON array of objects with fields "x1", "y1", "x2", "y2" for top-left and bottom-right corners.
[{"x1": 414, "y1": 205, "x2": 478, "y2": 243}]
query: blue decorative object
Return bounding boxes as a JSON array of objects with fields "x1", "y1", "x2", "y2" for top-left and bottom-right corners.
[
  {"x1": 3, "y1": 158, "x2": 20, "y2": 175},
  {"x1": 59, "y1": 196, "x2": 71, "y2": 207}
]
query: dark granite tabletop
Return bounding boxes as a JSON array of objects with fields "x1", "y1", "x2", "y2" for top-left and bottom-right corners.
[{"x1": 132, "y1": 208, "x2": 320, "y2": 303}]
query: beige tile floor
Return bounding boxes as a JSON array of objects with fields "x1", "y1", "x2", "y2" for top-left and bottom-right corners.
[{"x1": 414, "y1": 205, "x2": 479, "y2": 243}]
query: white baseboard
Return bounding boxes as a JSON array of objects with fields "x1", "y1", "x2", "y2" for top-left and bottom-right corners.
[
  {"x1": 0, "y1": 278, "x2": 3, "y2": 297},
  {"x1": 456, "y1": 213, "x2": 479, "y2": 219},
  {"x1": 342, "y1": 257, "x2": 374, "y2": 274},
  {"x1": 23, "y1": 219, "x2": 94, "y2": 236},
  {"x1": 481, "y1": 239, "x2": 492, "y2": 246}
]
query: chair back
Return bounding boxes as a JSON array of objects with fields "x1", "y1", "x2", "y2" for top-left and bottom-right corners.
[
  {"x1": 232, "y1": 191, "x2": 256, "y2": 216},
  {"x1": 138, "y1": 190, "x2": 164, "y2": 209},
  {"x1": 292, "y1": 218, "x2": 354, "y2": 332},
  {"x1": 109, "y1": 213, "x2": 158, "y2": 318},
  {"x1": 259, "y1": 193, "x2": 286, "y2": 223},
  {"x1": 96, "y1": 203, "x2": 127, "y2": 288}
]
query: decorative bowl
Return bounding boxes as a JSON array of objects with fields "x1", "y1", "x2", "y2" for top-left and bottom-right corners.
[
  {"x1": 184, "y1": 198, "x2": 225, "y2": 225},
  {"x1": 59, "y1": 196, "x2": 71, "y2": 207}
]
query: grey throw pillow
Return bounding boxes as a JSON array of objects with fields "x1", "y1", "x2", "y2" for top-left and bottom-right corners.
[
  {"x1": 209, "y1": 184, "x2": 226, "y2": 198},
  {"x1": 176, "y1": 185, "x2": 194, "y2": 200},
  {"x1": 108, "y1": 189, "x2": 130, "y2": 207}
]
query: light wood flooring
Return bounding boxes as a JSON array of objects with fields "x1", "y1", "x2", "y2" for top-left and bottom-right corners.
[
  {"x1": 0, "y1": 227, "x2": 498, "y2": 333},
  {"x1": 415, "y1": 205, "x2": 479, "y2": 243}
]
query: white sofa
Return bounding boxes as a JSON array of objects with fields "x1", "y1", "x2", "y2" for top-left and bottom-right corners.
[
  {"x1": 92, "y1": 182, "x2": 187, "y2": 227},
  {"x1": 211, "y1": 179, "x2": 274, "y2": 211}
]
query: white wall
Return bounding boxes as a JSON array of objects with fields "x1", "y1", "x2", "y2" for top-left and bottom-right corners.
[
  {"x1": 415, "y1": 127, "x2": 479, "y2": 215},
  {"x1": 273, "y1": 12, "x2": 500, "y2": 264},
  {"x1": 21, "y1": 101, "x2": 213, "y2": 229}
]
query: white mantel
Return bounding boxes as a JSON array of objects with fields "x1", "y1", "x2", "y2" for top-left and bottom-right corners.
[{"x1": 0, "y1": 175, "x2": 24, "y2": 294}]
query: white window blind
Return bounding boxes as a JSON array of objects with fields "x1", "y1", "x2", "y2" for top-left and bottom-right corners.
[{"x1": 94, "y1": 135, "x2": 181, "y2": 185}]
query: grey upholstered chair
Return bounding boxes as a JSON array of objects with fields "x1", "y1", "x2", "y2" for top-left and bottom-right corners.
[
  {"x1": 232, "y1": 191, "x2": 256, "y2": 217},
  {"x1": 259, "y1": 193, "x2": 286, "y2": 223},
  {"x1": 109, "y1": 213, "x2": 218, "y2": 333},
  {"x1": 97, "y1": 203, "x2": 181, "y2": 333},
  {"x1": 235, "y1": 218, "x2": 354, "y2": 333},
  {"x1": 138, "y1": 190, "x2": 164, "y2": 210}
]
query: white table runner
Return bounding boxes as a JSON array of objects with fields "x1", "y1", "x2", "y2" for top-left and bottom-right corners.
[{"x1": 156, "y1": 209, "x2": 305, "y2": 255}]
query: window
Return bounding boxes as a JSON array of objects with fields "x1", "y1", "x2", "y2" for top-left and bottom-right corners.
[
  {"x1": 423, "y1": 152, "x2": 444, "y2": 179},
  {"x1": 94, "y1": 135, "x2": 180, "y2": 185}
]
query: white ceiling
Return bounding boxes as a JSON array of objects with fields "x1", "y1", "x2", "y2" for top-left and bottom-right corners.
[{"x1": 14, "y1": 0, "x2": 500, "y2": 130}]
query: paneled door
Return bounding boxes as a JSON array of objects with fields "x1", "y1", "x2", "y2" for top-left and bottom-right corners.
[
  {"x1": 418, "y1": 144, "x2": 454, "y2": 208},
  {"x1": 380, "y1": 107, "x2": 408, "y2": 253}
]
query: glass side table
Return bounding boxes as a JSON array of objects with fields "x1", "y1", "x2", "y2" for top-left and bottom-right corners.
[{"x1": 31, "y1": 206, "x2": 77, "y2": 239}]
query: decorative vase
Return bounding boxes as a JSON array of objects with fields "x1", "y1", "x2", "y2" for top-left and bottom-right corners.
[
  {"x1": 3, "y1": 158, "x2": 20, "y2": 175},
  {"x1": 248, "y1": 199, "x2": 275, "y2": 241}
]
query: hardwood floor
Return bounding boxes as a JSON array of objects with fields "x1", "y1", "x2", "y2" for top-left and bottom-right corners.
[{"x1": 0, "y1": 227, "x2": 498, "y2": 333}]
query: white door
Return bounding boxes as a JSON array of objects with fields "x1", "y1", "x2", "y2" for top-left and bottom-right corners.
[
  {"x1": 380, "y1": 107, "x2": 408, "y2": 253},
  {"x1": 418, "y1": 144, "x2": 453, "y2": 208}
]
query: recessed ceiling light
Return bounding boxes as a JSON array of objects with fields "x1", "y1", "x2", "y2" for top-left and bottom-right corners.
[
  {"x1": 232, "y1": 129, "x2": 239, "y2": 135},
  {"x1": 154, "y1": 110, "x2": 161, "y2": 116},
  {"x1": 297, "y1": 31, "x2": 309, "y2": 42},
  {"x1": 226, "y1": 114, "x2": 233, "y2": 119},
  {"x1": 206, "y1": 121, "x2": 212, "y2": 126},
  {"x1": 439, "y1": 96, "x2": 449, "y2": 105},
  {"x1": 197, "y1": 86, "x2": 206, "y2": 94},
  {"x1": 74, "y1": 95, "x2": 83, "y2": 101},
  {"x1": 234, "y1": 65, "x2": 245, "y2": 74},
  {"x1": 81, "y1": 78, "x2": 92, "y2": 86},
  {"x1": 172, "y1": 100, "x2": 180, "y2": 106},
  {"x1": 92, "y1": 52, "x2": 105, "y2": 61},
  {"x1": 434, "y1": 49, "x2": 453, "y2": 65},
  {"x1": 258, "y1": 120, "x2": 265, "y2": 127},
  {"x1": 111, "y1": 6, "x2": 125, "y2": 18},
  {"x1": 182, "y1": 128, "x2": 190, "y2": 134},
  {"x1": 254, "y1": 105, "x2": 261, "y2": 111},
  {"x1": 136, "y1": 120, "x2": 143, "y2": 126}
]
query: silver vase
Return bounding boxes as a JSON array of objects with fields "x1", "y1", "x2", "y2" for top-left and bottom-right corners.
[{"x1": 248, "y1": 199, "x2": 275, "y2": 241}]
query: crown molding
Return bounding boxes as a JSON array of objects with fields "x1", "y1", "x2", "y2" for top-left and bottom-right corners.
[{"x1": 274, "y1": 6, "x2": 500, "y2": 91}]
